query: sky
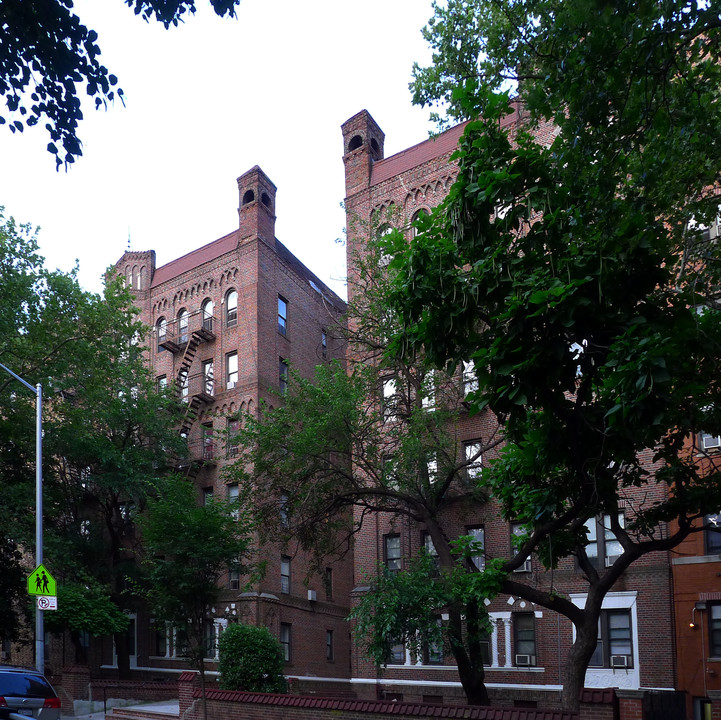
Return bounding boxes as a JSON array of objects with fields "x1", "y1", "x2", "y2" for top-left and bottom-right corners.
[{"x1": 0, "y1": 0, "x2": 440, "y2": 300}]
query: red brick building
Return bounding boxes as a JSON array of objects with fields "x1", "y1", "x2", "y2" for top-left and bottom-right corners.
[
  {"x1": 340, "y1": 110, "x2": 677, "y2": 706},
  {"x1": 109, "y1": 165, "x2": 353, "y2": 682},
  {"x1": 671, "y1": 436, "x2": 721, "y2": 720}
]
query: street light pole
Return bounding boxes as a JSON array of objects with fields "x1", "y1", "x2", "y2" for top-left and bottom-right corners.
[{"x1": 0, "y1": 362, "x2": 44, "y2": 674}]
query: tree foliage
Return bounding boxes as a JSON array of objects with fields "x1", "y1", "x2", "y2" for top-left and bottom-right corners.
[
  {"x1": 0, "y1": 210, "x2": 183, "y2": 664},
  {"x1": 140, "y1": 476, "x2": 252, "y2": 713},
  {"x1": 229, "y1": 239, "x2": 503, "y2": 705},
  {"x1": 217, "y1": 623, "x2": 287, "y2": 693},
  {"x1": 0, "y1": 0, "x2": 242, "y2": 168},
  {"x1": 392, "y1": 0, "x2": 721, "y2": 707}
]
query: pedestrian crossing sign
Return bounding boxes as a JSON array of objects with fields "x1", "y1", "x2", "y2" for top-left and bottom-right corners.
[{"x1": 27, "y1": 564, "x2": 56, "y2": 597}]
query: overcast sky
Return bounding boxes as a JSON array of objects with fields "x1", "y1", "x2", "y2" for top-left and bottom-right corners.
[{"x1": 0, "y1": 0, "x2": 439, "y2": 300}]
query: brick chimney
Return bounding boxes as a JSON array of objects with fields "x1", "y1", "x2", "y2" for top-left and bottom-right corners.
[
  {"x1": 237, "y1": 166, "x2": 277, "y2": 246},
  {"x1": 341, "y1": 110, "x2": 385, "y2": 200}
]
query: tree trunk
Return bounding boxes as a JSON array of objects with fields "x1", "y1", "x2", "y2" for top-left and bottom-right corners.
[
  {"x1": 113, "y1": 631, "x2": 131, "y2": 679},
  {"x1": 198, "y1": 658, "x2": 208, "y2": 720},
  {"x1": 447, "y1": 604, "x2": 490, "y2": 706},
  {"x1": 559, "y1": 614, "x2": 599, "y2": 710}
]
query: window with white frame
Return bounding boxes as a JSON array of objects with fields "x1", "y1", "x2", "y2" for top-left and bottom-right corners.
[
  {"x1": 701, "y1": 432, "x2": 721, "y2": 451},
  {"x1": 156, "y1": 318, "x2": 167, "y2": 353},
  {"x1": 227, "y1": 417, "x2": 240, "y2": 458},
  {"x1": 321, "y1": 329, "x2": 327, "y2": 359},
  {"x1": 423, "y1": 618, "x2": 444, "y2": 664},
  {"x1": 229, "y1": 567, "x2": 240, "y2": 591},
  {"x1": 157, "y1": 375, "x2": 167, "y2": 392},
  {"x1": 201, "y1": 298, "x2": 214, "y2": 332},
  {"x1": 178, "y1": 309, "x2": 189, "y2": 344},
  {"x1": 387, "y1": 638, "x2": 405, "y2": 664},
  {"x1": 589, "y1": 610, "x2": 633, "y2": 668},
  {"x1": 226, "y1": 351, "x2": 238, "y2": 389},
  {"x1": 422, "y1": 531, "x2": 440, "y2": 575},
  {"x1": 202, "y1": 359, "x2": 214, "y2": 396},
  {"x1": 226, "y1": 290, "x2": 238, "y2": 328},
  {"x1": 202, "y1": 487, "x2": 213, "y2": 505}
]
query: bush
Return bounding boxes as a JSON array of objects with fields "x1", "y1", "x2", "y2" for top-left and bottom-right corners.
[{"x1": 218, "y1": 623, "x2": 287, "y2": 693}]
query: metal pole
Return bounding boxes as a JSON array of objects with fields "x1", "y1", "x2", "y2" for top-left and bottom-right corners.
[
  {"x1": 35, "y1": 384, "x2": 44, "y2": 675},
  {"x1": 0, "y1": 363, "x2": 43, "y2": 674}
]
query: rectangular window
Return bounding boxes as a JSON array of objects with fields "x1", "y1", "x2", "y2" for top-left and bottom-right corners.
[
  {"x1": 280, "y1": 492, "x2": 289, "y2": 528},
  {"x1": 281, "y1": 556, "x2": 291, "y2": 594},
  {"x1": 179, "y1": 369, "x2": 189, "y2": 402},
  {"x1": 202, "y1": 359, "x2": 214, "y2": 396},
  {"x1": 701, "y1": 432, "x2": 721, "y2": 450},
  {"x1": 226, "y1": 351, "x2": 238, "y2": 390},
  {"x1": 229, "y1": 568, "x2": 240, "y2": 591},
  {"x1": 153, "y1": 622, "x2": 167, "y2": 657},
  {"x1": 227, "y1": 484, "x2": 239, "y2": 520},
  {"x1": 202, "y1": 423, "x2": 214, "y2": 461},
  {"x1": 511, "y1": 523, "x2": 532, "y2": 572},
  {"x1": 157, "y1": 375, "x2": 167, "y2": 392},
  {"x1": 384, "y1": 534, "x2": 401, "y2": 573},
  {"x1": 423, "y1": 618, "x2": 444, "y2": 665},
  {"x1": 278, "y1": 296, "x2": 288, "y2": 336},
  {"x1": 584, "y1": 513, "x2": 625, "y2": 567},
  {"x1": 382, "y1": 377, "x2": 397, "y2": 420},
  {"x1": 479, "y1": 630, "x2": 491, "y2": 666},
  {"x1": 467, "y1": 526, "x2": 485, "y2": 571},
  {"x1": 280, "y1": 623, "x2": 292, "y2": 662},
  {"x1": 706, "y1": 514, "x2": 721, "y2": 554},
  {"x1": 202, "y1": 487, "x2": 214, "y2": 505},
  {"x1": 422, "y1": 371, "x2": 436, "y2": 411},
  {"x1": 589, "y1": 610, "x2": 633, "y2": 668},
  {"x1": 513, "y1": 613, "x2": 536, "y2": 666},
  {"x1": 387, "y1": 639, "x2": 405, "y2": 664},
  {"x1": 463, "y1": 360, "x2": 478, "y2": 396},
  {"x1": 323, "y1": 567, "x2": 333, "y2": 601},
  {"x1": 710, "y1": 604, "x2": 721, "y2": 657},
  {"x1": 227, "y1": 417, "x2": 240, "y2": 458},
  {"x1": 422, "y1": 531, "x2": 440, "y2": 575},
  {"x1": 321, "y1": 329, "x2": 328, "y2": 359},
  {"x1": 464, "y1": 441, "x2": 483, "y2": 480},
  {"x1": 326, "y1": 630, "x2": 334, "y2": 661},
  {"x1": 426, "y1": 454, "x2": 438, "y2": 484},
  {"x1": 279, "y1": 358, "x2": 289, "y2": 394}
]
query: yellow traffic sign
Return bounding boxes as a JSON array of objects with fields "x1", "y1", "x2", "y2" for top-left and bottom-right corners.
[{"x1": 27, "y1": 565, "x2": 56, "y2": 597}]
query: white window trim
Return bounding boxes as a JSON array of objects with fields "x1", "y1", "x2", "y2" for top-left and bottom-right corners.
[{"x1": 570, "y1": 591, "x2": 640, "y2": 689}]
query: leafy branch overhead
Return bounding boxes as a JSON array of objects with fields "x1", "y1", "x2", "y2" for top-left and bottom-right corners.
[{"x1": 0, "y1": 0, "x2": 242, "y2": 168}]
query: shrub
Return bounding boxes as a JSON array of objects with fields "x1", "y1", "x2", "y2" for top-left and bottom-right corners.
[{"x1": 218, "y1": 623, "x2": 287, "y2": 693}]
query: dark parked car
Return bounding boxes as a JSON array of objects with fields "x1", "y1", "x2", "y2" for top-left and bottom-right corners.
[{"x1": 0, "y1": 667, "x2": 60, "y2": 720}]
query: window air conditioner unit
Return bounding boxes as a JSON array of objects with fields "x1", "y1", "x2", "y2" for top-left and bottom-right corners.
[
  {"x1": 610, "y1": 655, "x2": 629, "y2": 668},
  {"x1": 703, "y1": 434, "x2": 721, "y2": 450},
  {"x1": 604, "y1": 555, "x2": 620, "y2": 568},
  {"x1": 515, "y1": 654, "x2": 535, "y2": 667},
  {"x1": 513, "y1": 559, "x2": 532, "y2": 573},
  {"x1": 307, "y1": 589, "x2": 317, "y2": 602}
]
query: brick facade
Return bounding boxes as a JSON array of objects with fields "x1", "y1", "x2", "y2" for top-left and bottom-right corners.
[
  {"x1": 105, "y1": 165, "x2": 352, "y2": 681},
  {"x1": 341, "y1": 110, "x2": 676, "y2": 704}
]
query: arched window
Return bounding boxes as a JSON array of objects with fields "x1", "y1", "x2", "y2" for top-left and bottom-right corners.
[
  {"x1": 348, "y1": 135, "x2": 363, "y2": 152},
  {"x1": 242, "y1": 190, "x2": 255, "y2": 206},
  {"x1": 201, "y1": 298, "x2": 214, "y2": 332},
  {"x1": 178, "y1": 308, "x2": 189, "y2": 344},
  {"x1": 156, "y1": 317, "x2": 167, "y2": 353},
  {"x1": 411, "y1": 209, "x2": 429, "y2": 239},
  {"x1": 226, "y1": 290, "x2": 238, "y2": 328}
]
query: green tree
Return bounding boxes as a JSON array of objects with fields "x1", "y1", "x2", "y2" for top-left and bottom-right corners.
[
  {"x1": 0, "y1": 210, "x2": 184, "y2": 666},
  {"x1": 391, "y1": 0, "x2": 721, "y2": 708},
  {"x1": 0, "y1": 0, "x2": 242, "y2": 168},
  {"x1": 229, "y1": 239, "x2": 502, "y2": 705},
  {"x1": 217, "y1": 623, "x2": 286, "y2": 693},
  {"x1": 140, "y1": 477, "x2": 252, "y2": 720}
]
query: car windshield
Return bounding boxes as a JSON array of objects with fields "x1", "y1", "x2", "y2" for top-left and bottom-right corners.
[{"x1": 0, "y1": 674, "x2": 55, "y2": 698}]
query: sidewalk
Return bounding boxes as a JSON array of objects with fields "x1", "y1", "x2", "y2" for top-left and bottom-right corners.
[{"x1": 62, "y1": 699, "x2": 180, "y2": 720}]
